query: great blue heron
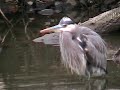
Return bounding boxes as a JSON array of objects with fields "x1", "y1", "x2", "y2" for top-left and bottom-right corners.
[{"x1": 38, "y1": 17, "x2": 107, "y2": 77}]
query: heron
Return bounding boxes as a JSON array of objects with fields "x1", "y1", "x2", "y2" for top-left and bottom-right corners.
[{"x1": 38, "y1": 17, "x2": 107, "y2": 77}]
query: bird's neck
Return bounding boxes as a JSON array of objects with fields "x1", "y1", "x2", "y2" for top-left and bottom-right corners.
[{"x1": 59, "y1": 32, "x2": 87, "y2": 75}]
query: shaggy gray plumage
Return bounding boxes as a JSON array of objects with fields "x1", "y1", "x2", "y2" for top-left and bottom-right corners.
[{"x1": 59, "y1": 25, "x2": 107, "y2": 76}]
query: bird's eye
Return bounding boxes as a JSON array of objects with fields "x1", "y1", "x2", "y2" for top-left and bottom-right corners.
[{"x1": 62, "y1": 24, "x2": 67, "y2": 27}]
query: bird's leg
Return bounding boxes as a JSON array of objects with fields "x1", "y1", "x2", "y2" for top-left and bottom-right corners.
[{"x1": 85, "y1": 69, "x2": 91, "y2": 80}]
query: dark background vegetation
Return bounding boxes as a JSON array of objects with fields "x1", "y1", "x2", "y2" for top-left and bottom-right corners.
[{"x1": 0, "y1": 0, "x2": 120, "y2": 44}]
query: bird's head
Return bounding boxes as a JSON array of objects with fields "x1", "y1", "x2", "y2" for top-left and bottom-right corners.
[{"x1": 40, "y1": 17, "x2": 77, "y2": 36}]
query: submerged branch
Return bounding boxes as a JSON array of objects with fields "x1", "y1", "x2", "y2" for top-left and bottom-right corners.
[
  {"x1": 1, "y1": 30, "x2": 9, "y2": 43},
  {"x1": 0, "y1": 8, "x2": 13, "y2": 27},
  {"x1": 1, "y1": 17, "x2": 22, "y2": 44},
  {"x1": 22, "y1": 19, "x2": 31, "y2": 40},
  {"x1": 1, "y1": 25, "x2": 15, "y2": 44}
]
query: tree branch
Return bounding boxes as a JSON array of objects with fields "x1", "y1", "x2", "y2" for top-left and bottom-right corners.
[{"x1": 0, "y1": 8, "x2": 13, "y2": 27}]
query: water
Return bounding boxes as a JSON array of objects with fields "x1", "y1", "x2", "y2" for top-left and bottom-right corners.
[{"x1": 0, "y1": 14, "x2": 120, "y2": 90}]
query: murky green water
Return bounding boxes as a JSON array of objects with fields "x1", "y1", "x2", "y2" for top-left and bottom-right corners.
[{"x1": 0, "y1": 15, "x2": 120, "y2": 90}]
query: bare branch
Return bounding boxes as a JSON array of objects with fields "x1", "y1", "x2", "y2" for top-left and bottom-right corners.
[
  {"x1": 22, "y1": 19, "x2": 31, "y2": 40},
  {"x1": 0, "y1": 8, "x2": 13, "y2": 26}
]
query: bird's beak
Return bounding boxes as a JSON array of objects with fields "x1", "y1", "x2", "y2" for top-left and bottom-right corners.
[{"x1": 40, "y1": 25, "x2": 63, "y2": 36}]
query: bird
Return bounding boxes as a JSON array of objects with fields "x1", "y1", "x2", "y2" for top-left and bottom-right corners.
[{"x1": 38, "y1": 17, "x2": 107, "y2": 77}]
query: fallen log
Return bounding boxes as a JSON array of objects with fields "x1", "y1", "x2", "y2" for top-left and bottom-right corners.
[{"x1": 79, "y1": 7, "x2": 120, "y2": 33}]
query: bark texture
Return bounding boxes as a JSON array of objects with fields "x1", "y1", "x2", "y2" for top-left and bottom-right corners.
[{"x1": 78, "y1": 7, "x2": 120, "y2": 33}]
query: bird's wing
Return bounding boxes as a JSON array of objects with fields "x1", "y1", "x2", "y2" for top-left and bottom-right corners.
[
  {"x1": 77, "y1": 27, "x2": 107, "y2": 71},
  {"x1": 84, "y1": 35, "x2": 107, "y2": 68}
]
